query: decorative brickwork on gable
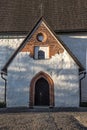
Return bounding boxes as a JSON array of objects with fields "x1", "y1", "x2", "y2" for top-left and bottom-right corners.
[
  {"x1": 1, "y1": 17, "x2": 84, "y2": 73},
  {"x1": 21, "y1": 21, "x2": 64, "y2": 58},
  {"x1": 29, "y1": 71, "x2": 54, "y2": 107}
]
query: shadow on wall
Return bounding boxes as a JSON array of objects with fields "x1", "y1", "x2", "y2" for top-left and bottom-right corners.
[
  {"x1": 6, "y1": 51, "x2": 79, "y2": 107},
  {"x1": 0, "y1": 45, "x2": 14, "y2": 70},
  {"x1": 59, "y1": 34, "x2": 87, "y2": 68},
  {"x1": 0, "y1": 45, "x2": 14, "y2": 102}
]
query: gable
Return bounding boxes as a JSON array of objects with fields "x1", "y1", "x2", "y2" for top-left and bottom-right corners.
[
  {"x1": 1, "y1": 17, "x2": 84, "y2": 74},
  {"x1": 21, "y1": 21, "x2": 64, "y2": 58}
]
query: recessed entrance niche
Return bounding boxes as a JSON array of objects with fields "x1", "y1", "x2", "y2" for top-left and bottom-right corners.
[{"x1": 29, "y1": 71, "x2": 54, "y2": 108}]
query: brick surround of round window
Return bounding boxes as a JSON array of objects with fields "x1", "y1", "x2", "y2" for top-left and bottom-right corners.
[{"x1": 37, "y1": 32, "x2": 47, "y2": 42}]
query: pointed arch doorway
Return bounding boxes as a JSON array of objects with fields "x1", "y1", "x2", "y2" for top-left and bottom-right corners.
[
  {"x1": 29, "y1": 71, "x2": 54, "y2": 108},
  {"x1": 35, "y1": 77, "x2": 49, "y2": 106}
]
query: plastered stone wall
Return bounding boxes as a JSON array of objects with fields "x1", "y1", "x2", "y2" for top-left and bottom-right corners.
[
  {"x1": 0, "y1": 33, "x2": 87, "y2": 105},
  {"x1": 7, "y1": 50, "x2": 79, "y2": 107},
  {"x1": 0, "y1": 36, "x2": 24, "y2": 101},
  {"x1": 59, "y1": 33, "x2": 87, "y2": 102}
]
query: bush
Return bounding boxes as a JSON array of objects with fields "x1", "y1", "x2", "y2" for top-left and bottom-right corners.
[
  {"x1": 0, "y1": 102, "x2": 6, "y2": 108},
  {"x1": 80, "y1": 102, "x2": 87, "y2": 107}
]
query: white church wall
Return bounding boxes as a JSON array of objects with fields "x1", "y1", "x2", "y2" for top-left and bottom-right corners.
[
  {"x1": 59, "y1": 33, "x2": 87, "y2": 102},
  {"x1": 0, "y1": 36, "x2": 24, "y2": 102},
  {"x1": 81, "y1": 76, "x2": 87, "y2": 102},
  {"x1": 59, "y1": 33, "x2": 87, "y2": 68},
  {"x1": 7, "y1": 50, "x2": 79, "y2": 107},
  {"x1": 1, "y1": 33, "x2": 87, "y2": 106}
]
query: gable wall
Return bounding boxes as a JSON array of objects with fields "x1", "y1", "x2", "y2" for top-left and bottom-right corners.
[
  {"x1": 0, "y1": 33, "x2": 87, "y2": 105},
  {"x1": 7, "y1": 49, "x2": 79, "y2": 107},
  {"x1": 22, "y1": 22, "x2": 64, "y2": 58}
]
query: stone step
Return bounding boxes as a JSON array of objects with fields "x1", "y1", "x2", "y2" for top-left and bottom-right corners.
[{"x1": 0, "y1": 107, "x2": 87, "y2": 113}]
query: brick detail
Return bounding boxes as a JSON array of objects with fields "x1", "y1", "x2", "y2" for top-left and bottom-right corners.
[
  {"x1": 29, "y1": 71, "x2": 54, "y2": 107},
  {"x1": 21, "y1": 22, "x2": 64, "y2": 58}
]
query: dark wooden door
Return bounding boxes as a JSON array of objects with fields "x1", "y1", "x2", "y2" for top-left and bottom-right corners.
[{"x1": 35, "y1": 78, "x2": 49, "y2": 106}]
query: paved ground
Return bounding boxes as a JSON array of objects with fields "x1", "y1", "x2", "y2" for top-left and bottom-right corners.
[{"x1": 0, "y1": 108, "x2": 87, "y2": 130}]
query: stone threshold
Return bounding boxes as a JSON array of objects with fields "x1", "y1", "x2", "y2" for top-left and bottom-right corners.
[{"x1": 0, "y1": 107, "x2": 87, "y2": 113}]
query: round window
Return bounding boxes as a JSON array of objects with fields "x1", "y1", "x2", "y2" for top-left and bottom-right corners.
[{"x1": 37, "y1": 33, "x2": 44, "y2": 42}]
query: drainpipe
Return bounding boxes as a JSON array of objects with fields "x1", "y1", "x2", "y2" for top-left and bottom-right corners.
[
  {"x1": 1, "y1": 71, "x2": 7, "y2": 106},
  {"x1": 79, "y1": 71, "x2": 86, "y2": 106}
]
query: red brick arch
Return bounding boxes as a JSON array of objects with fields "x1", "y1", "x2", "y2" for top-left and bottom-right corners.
[{"x1": 29, "y1": 71, "x2": 54, "y2": 108}]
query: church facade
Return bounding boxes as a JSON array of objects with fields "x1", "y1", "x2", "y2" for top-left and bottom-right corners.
[
  {"x1": 1, "y1": 18, "x2": 85, "y2": 107},
  {"x1": 0, "y1": 0, "x2": 87, "y2": 108}
]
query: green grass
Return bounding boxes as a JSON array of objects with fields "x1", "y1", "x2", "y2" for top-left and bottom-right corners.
[{"x1": 0, "y1": 102, "x2": 6, "y2": 108}]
